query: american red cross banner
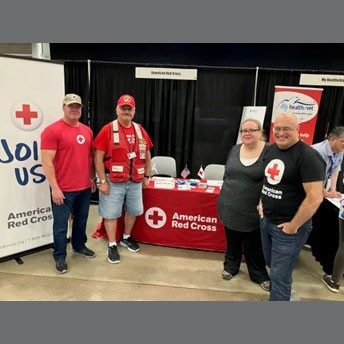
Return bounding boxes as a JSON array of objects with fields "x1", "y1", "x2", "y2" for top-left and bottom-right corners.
[
  {"x1": 0, "y1": 55, "x2": 64, "y2": 259},
  {"x1": 269, "y1": 86, "x2": 323, "y2": 144},
  {"x1": 93, "y1": 183, "x2": 226, "y2": 252}
]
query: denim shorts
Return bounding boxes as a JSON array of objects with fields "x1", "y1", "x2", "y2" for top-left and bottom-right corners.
[{"x1": 99, "y1": 181, "x2": 143, "y2": 219}]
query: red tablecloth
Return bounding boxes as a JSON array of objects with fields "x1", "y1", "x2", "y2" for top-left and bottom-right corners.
[{"x1": 92, "y1": 181, "x2": 226, "y2": 252}]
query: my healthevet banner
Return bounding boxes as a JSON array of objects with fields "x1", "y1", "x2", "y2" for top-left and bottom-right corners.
[
  {"x1": 269, "y1": 86, "x2": 323, "y2": 145},
  {"x1": 0, "y1": 55, "x2": 64, "y2": 259}
]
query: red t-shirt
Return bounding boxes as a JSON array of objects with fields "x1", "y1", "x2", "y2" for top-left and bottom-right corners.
[
  {"x1": 40, "y1": 119, "x2": 93, "y2": 192},
  {"x1": 121, "y1": 125, "x2": 136, "y2": 152},
  {"x1": 94, "y1": 122, "x2": 153, "y2": 153}
]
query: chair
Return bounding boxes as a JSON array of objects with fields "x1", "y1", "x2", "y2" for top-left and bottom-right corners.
[
  {"x1": 150, "y1": 156, "x2": 177, "y2": 177},
  {"x1": 204, "y1": 164, "x2": 225, "y2": 180}
]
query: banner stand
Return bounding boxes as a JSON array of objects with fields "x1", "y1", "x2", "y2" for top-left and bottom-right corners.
[
  {"x1": 0, "y1": 243, "x2": 53, "y2": 264},
  {"x1": 0, "y1": 221, "x2": 72, "y2": 264},
  {"x1": 15, "y1": 257, "x2": 23, "y2": 265}
]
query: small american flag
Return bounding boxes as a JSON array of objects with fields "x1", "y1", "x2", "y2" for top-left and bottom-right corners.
[{"x1": 180, "y1": 165, "x2": 191, "y2": 179}]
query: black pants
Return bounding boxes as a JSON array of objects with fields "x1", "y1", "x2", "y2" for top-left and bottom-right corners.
[
  {"x1": 332, "y1": 218, "x2": 344, "y2": 283},
  {"x1": 223, "y1": 227, "x2": 269, "y2": 284}
]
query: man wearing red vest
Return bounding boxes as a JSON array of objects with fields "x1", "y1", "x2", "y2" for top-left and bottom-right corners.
[{"x1": 94, "y1": 94, "x2": 153, "y2": 264}]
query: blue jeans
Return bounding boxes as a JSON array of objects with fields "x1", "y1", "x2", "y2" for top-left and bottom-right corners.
[
  {"x1": 99, "y1": 181, "x2": 143, "y2": 219},
  {"x1": 260, "y1": 217, "x2": 312, "y2": 301},
  {"x1": 51, "y1": 188, "x2": 91, "y2": 261}
]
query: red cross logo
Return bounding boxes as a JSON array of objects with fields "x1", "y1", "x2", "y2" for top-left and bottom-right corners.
[
  {"x1": 149, "y1": 211, "x2": 164, "y2": 225},
  {"x1": 76, "y1": 134, "x2": 85, "y2": 144},
  {"x1": 265, "y1": 159, "x2": 284, "y2": 185},
  {"x1": 11, "y1": 101, "x2": 43, "y2": 131},
  {"x1": 15, "y1": 104, "x2": 38, "y2": 125},
  {"x1": 145, "y1": 207, "x2": 167, "y2": 229},
  {"x1": 267, "y1": 163, "x2": 280, "y2": 180}
]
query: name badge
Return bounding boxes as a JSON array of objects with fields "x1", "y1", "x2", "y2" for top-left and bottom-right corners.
[
  {"x1": 137, "y1": 167, "x2": 145, "y2": 175},
  {"x1": 112, "y1": 165, "x2": 124, "y2": 172},
  {"x1": 139, "y1": 143, "x2": 146, "y2": 159},
  {"x1": 128, "y1": 152, "x2": 136, "y2": 159}
]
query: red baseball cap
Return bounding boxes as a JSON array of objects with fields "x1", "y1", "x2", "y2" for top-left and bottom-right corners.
[{"x1": 117, "y1": 94, "x2": 136, "y2": 108}]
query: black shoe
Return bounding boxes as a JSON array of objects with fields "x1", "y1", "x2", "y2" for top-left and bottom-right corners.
[
  {"x1": 260, "y1": 280, "x2": 271, "y2": 292},
  {"x1": 73, "y1": 246, "x2": 96, "y2": 259},
  {"x1": 120, "y1": 237, "x2": 140, "y2": 252},
  {"x1": 107, "y1": 245, "x2": 120, "y2": 264},
  {"x1": 322, "y1": 274, "x2": 340, "y2": 293},
  {"x1": 222, "y1": 270, "x2": 233, "y2": 280},
  {"x1": 55, "y1": 260, "x2": 68, "y2": 274}
]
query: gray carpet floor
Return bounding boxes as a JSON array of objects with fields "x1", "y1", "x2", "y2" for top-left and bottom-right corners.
[{"x1": 0, "y1": 205, "x2": 343, "y2": 301}]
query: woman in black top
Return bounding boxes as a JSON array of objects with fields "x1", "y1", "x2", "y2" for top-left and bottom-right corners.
[{"x1": 217, "y1": 118, "x2": 270, "y2": 291}]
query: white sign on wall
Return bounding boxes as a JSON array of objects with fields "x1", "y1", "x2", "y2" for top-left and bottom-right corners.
[
  {"x1": 135, "y1": 67, "x2": 197, "y2": 80},
  {"x1": 300, "y1": 73, "x2": 344, "y2": 87},
  {"x1": 0, "y1": 56, "x2": 64, "y2": 259}
]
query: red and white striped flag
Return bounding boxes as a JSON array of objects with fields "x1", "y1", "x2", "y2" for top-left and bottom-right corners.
[{"x1": 180, "y1": 165, "x2": 190, "y2": 179}]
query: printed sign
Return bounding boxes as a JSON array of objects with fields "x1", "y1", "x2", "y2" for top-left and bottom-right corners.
[
  {"x1": 0, "y1": 56, "x2": 64, "y2": 259},
  {"x1": 269, "y1": 86, "x2": 323, "y2": 144},
  {"x1": 135, "y1": 67, "x2": 197, "y2": 80},
  {"x1": 300, "y1": 73, "x2": 344, "y2": 87}
]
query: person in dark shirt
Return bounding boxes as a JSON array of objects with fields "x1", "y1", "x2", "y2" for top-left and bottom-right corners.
[
  {"x1": 217, "y1": 119, "x2": 270, "y2": 292},
  {"x1": 259, "y1": 113, "x2": 325, "y2": 301}
]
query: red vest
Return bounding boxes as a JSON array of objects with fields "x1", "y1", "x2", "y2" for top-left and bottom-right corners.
[{"x1": 105, "y1": 120, "x2": 147, "y2": 182}]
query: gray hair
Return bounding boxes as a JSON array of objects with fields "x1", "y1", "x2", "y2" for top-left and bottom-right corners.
[
  {"x1": 241, "y1": 118, "x2": 262, "y2": 130},
  {"x1": 328, "y1": 126, "x2": 344, "y2": 139}
]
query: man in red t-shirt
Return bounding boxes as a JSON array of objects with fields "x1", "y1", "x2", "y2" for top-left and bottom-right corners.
[
  {"x1": 94, "y1": 94, "x2": 153, "y2": 264},
  {"x1": 41, "y1": 94, "x2": 97, "y2": 274}
]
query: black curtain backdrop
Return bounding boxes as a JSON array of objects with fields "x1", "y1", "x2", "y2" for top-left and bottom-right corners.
[
  {"x1": 314, "y1": 86, "x2": 344, "y2": 142},
  {"x1": 64, "y1": 61, "x2": 89, "y2": 123},
  {"x1": 65, "y1": 61, "x2": 344, "y2": 177},
  {"x1": 89, "y1": 62, "x2": 196, "y2": 174},
  {"x1": 89, "y1": 62, "x2": 257, "y2": 176},
  {"x1": 192, "y1": 67, "x2": 256, "y2": 174},
  {"x1": 144, "y1": 78, "x2": 196, "y2": 173},
  {"x1": 255, "y1": 69, "x2": 301, "y2": 138}
]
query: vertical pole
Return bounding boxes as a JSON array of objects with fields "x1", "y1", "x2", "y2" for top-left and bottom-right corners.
[
  {"x1": 31, "y1": 43, "x2": 50, "y2": 59},
  {"x1": 87, "y1": 59, "x2": 91, "y2": 126},
  {"x1": 253, "y1": 66, "x2": 259, "y2": 106}
]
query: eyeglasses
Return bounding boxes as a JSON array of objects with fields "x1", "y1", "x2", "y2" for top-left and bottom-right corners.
[
  {"x1": 240, "y1": 129, "x2": 260, "y2": 134},
  {"x1": 334, "y1": 137, "x2": 344, "y2": 143},
  {"x1": 273, "y1": 127, "x2": 294, "y2": 133}
]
